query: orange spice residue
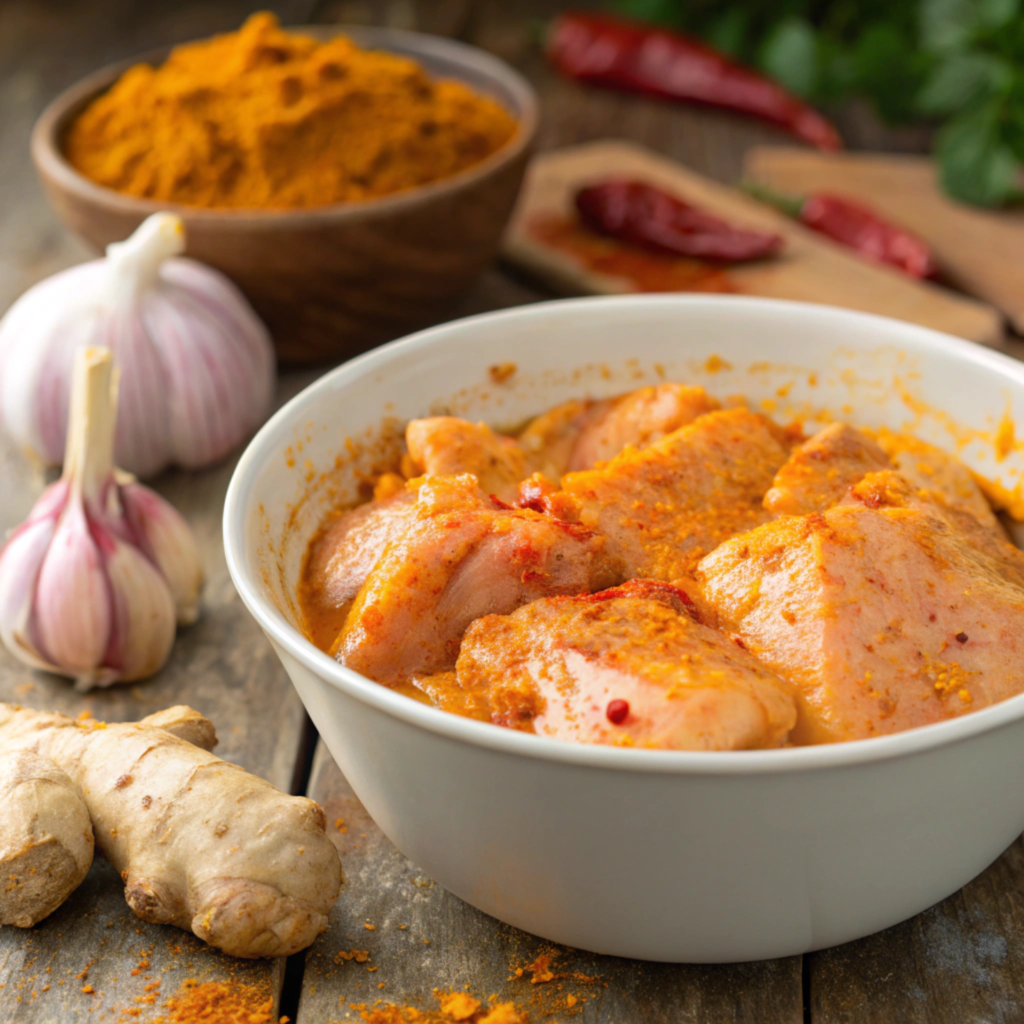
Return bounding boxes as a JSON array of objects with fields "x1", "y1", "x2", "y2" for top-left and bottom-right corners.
[
  {"x1": 438, "y1": 991, "x2": 481, "y2": 1020},
  {"x1": 149, "y1": 979, "x2": 275, "y2": 1024},
  {"x1": 336, "y1": 950, "x2": 371, "y2": 964},
  {"x1": 525, "y1": 956, "x2": 553, "y2": 985},
  {"x1": 527, "y1": 212, "x2": 737, "y2": 294},
  {"x1": 360, "y1": 990, "x2": 528, "y2": 1024},
  {"x1": 996, "y1": 408, "x2": 1016, "y2": 462},
  {"x1": 505, "y1": 946, "x2": 606, "y2": 1018},
  {"x1": 489, "y1": 363, "x2": 518, "y2": 386}
]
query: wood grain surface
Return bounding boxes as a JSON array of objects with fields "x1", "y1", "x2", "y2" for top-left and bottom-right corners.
[
  {"x1": 3, "y1": 0, "x2": 1024, "y2": 1021},
  {"x1": 0, "y1": 1, "x2": 319, "y2": 1020},
  {"x1": 745, "y1": 147, "x2": 1024, "y2": 335},
  {"x1": 502, "y1": 140, "x2": 1003, "y2": 346},
  {"x1": 298, "y1": 745, "x2": 804, "y2": 1024}
]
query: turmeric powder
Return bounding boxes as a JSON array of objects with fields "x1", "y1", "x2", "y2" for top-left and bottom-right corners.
[
  {"x1": 148, "y1": 979, "x2": 275, "y2": 1024},
  {"x1": 66, "y1": 13, "x2": 518, "y2": 210}
]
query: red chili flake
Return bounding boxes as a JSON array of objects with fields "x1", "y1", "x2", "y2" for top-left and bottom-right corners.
[
  {"x1": 606, "y1": 699, "x2": 630, "y2": 725},
  {"x1": 956, "y1": 632, "x2": 969, "y2": 643}
]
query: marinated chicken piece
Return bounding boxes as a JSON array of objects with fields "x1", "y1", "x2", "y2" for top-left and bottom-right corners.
[
  {"x1": 516, "y1": 384, "x2": 720, "y2": 477},
  {"x1": 406, "y1": 417, "x2": 526, "y2": 502},
  {"x1": 568, "y1": 383, "x2": 721, "y2": 471},
  {"x1": 300, "y1": 487, "x2": 418, "y2": 648},
  {"x1": 562, "y1": 408, "x2": 790, "y2": 581},
  {"x1": 517, "y1": 398, "x2": 612, "y2": 478},
  {"x1": 456, "y1": 579, "x2": 796, "y2": 750},
  {"x1": 848, "y1": 471, "x2": 1024, "y2": 588},
  {"x1": 873, "y1": 427, "x2": 1000, "y2": 529},
  {"x1": 698, "y1": 470, "x2": 1024, "y2": 744},
  {"x1": 764, "y1": 423, "x2": 892, "y2": 516},
  {"x1": 334, "y1": 475, "x2": 619, "y2": 683}
]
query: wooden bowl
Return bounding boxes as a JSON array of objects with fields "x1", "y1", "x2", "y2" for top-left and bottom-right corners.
[{"x1": 31, "y1": 26, "x2": 538, "y2": 365}]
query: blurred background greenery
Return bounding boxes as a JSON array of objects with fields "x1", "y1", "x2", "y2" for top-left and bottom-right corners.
[{"x1": 613, "y1": 0, "x2": 1024, "y2": 206}]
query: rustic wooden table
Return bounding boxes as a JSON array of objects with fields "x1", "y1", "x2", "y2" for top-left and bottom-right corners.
[{"x1": 1, "y1": 2, "x2": 1022, "y2": 1022}]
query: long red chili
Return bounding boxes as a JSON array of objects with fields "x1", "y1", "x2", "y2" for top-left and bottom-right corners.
[
  {"x1": 743, "y1": 182, "x2": 936, "y2": 278},
  {"x1": 576, "y1": 179, "x2": 783, "y2": 263},
  {"x1": 547, "y1": 12, "x2": 842, "y2": 152}
]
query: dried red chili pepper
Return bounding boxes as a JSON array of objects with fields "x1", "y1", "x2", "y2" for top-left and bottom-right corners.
[
  {"x1": 576, "y1": 179, "x2": 782, "y2": 263},
  {"x1": 743, "y1": 182, "x2": 937, "y2": 278},
  {"x1": 546, "y1": 12, "x2": 842, "y2": 152}
]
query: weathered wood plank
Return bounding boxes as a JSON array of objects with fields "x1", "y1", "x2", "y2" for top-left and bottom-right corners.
[
  {"x1": 0, "y1": 374, "x2": 322, "y2": 1023},
  {"x1": 299, "y1": 744, "x2": 804, "y2": 1024},
  {"x1": 809, "y1": 837, "x2": 1024, "y2": 1024},
  {"x1": 0, "y1": 0, "x2": 321, "y2": 1020}
]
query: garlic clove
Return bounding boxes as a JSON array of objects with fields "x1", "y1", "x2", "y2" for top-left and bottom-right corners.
[
  {"x1": 32, "y1": 499, "x2": 112, "y2": 684},
  {"x1": 120, "y1": 480, "x2": 204, "y2": 626},
  {"x1": 0, "y1": 347, "x2": 201, "y2": 689},
  {"x1": 0, "y1": 516, "x2": 60, "y2": 673},
  {"x1": 100, "y1": 532, "x2": 176, "y2": 686}
]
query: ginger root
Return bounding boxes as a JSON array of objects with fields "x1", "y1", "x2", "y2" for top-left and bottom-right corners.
[
  {"x1": 0, "y1": 704, "x2": 343, "y2": 958},
  {"x1": 0, "y1": 749, "x2": 94, "y2": 928}
]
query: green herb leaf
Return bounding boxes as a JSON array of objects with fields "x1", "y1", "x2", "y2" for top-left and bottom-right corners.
[
  {"x1": 920, "y1": 0, "x2": 978, "y2": 53},
  {"x1": 852, "y1": 22, "x2": 934, "y2": 123},
  {"x1": 936, "y1": 102, "x2": 1021, "y2": 205},
  {"x1": 703, "y1": 8, "x2": 750, "y2": 58},
  {"x1": 917, "y1": 51, "x2": 1013, "y2": 114},
  {"x1": 759, "y1": 16, "x2": 819, "y2": 97},
  {"x1": 612, "y1": 0, "x2": 685, "y2": 28},
  {"x1": 977, "y1": 0, "x2": 1020, "y2": 31}
]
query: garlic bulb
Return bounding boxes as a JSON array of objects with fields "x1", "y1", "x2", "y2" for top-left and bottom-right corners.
[
  {"x1": 0, "y1": 213, "x2": 275, "y2": 478},
  {"x1": 0, "y1": 347, "x2": 203, "y2": 690}
]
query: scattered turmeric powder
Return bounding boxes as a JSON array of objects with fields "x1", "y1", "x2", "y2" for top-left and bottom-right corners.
[
  {"x1": 360, "y1": 990, "x2": 528, "y2": 1024},
  {"x1": 524, "y1": 956, "x2": 553, "y2": 985},
  {"x1": 147, "y1": 979, "x2": 276, "y2": 1024},
  {"x1": 66, "y1": 13, "x2": 518, "y2": 210},
  {"x1": 335, "y1": 949, "x2": 371, "y2": 964}
]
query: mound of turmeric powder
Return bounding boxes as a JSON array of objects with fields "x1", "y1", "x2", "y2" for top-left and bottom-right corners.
[{"x1": 65, "y1": 13, "x2": 518, "y2": 210}]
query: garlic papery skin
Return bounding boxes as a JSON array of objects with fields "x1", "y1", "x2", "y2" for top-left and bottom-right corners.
[
  {"x1": 0, "y1": 347, "x2": 200, "y2": 691},
  {"x1": 0, "y1": 213, "x2": 275, "y2": 478}
]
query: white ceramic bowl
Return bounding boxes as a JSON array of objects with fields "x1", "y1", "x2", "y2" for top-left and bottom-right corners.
[{"x1": 224, "y1": 296, "x2": 1024, "y2": 962}]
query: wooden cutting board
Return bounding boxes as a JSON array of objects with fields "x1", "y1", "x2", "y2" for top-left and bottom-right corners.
[
  {"x1": 746, "y1": 146, "x2": 1024, "y2": 334},
  {"x1": 502, "y1": 141, "x2": 1003, "y2": 346}
]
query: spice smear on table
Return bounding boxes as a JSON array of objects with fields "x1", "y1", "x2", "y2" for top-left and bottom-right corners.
[
  {"x1": 359, "y1": 989, "x2": 528, "y2": 1023},
  {"x1": 65, "y1": 12, "x2": 518, "y2": 210}
]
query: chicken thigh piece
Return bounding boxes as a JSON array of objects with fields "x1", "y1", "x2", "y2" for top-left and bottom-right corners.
[
  {"x1": 300, "y1": 486, "x2": 418, "y2": 646},
  {"x1": 764, "y1": 423, "x2": 892, "y2": 515},
  {"x1": 561, "y1": 408, "x2": 790, "y2": 581},
  {"x1": 456, "y1": 579, "x2": 796, "y2": 750},
  {"x1": 517, "y1": 398, "x2": 613, "y2": 478},
  {"x1": 516, "y1": 383, "x2": 721, "y2": 477},
  {"x1": 698, "y1": 470, "x2": 1024, "y2": 744},
  {"x1": 567, "y1": 383, "x2": 721, "y2": 471},
  {"x1": 334, "y1": 475, "x2": 620, "y2": 683},
  {"x1": 405, "y1": 417, "x2": 527, "y2": 502},
  {"x1": 872, "y1": 427, "x2": 1001, "y2": 529}
]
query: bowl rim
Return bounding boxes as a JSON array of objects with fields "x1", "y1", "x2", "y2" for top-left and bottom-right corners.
[
  {"x1": 30, "y1": 23, "x2": 539, "y2": 225},
  {"x1": 225, "y1": 294, "x2": 1024, "y2": 776}
]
